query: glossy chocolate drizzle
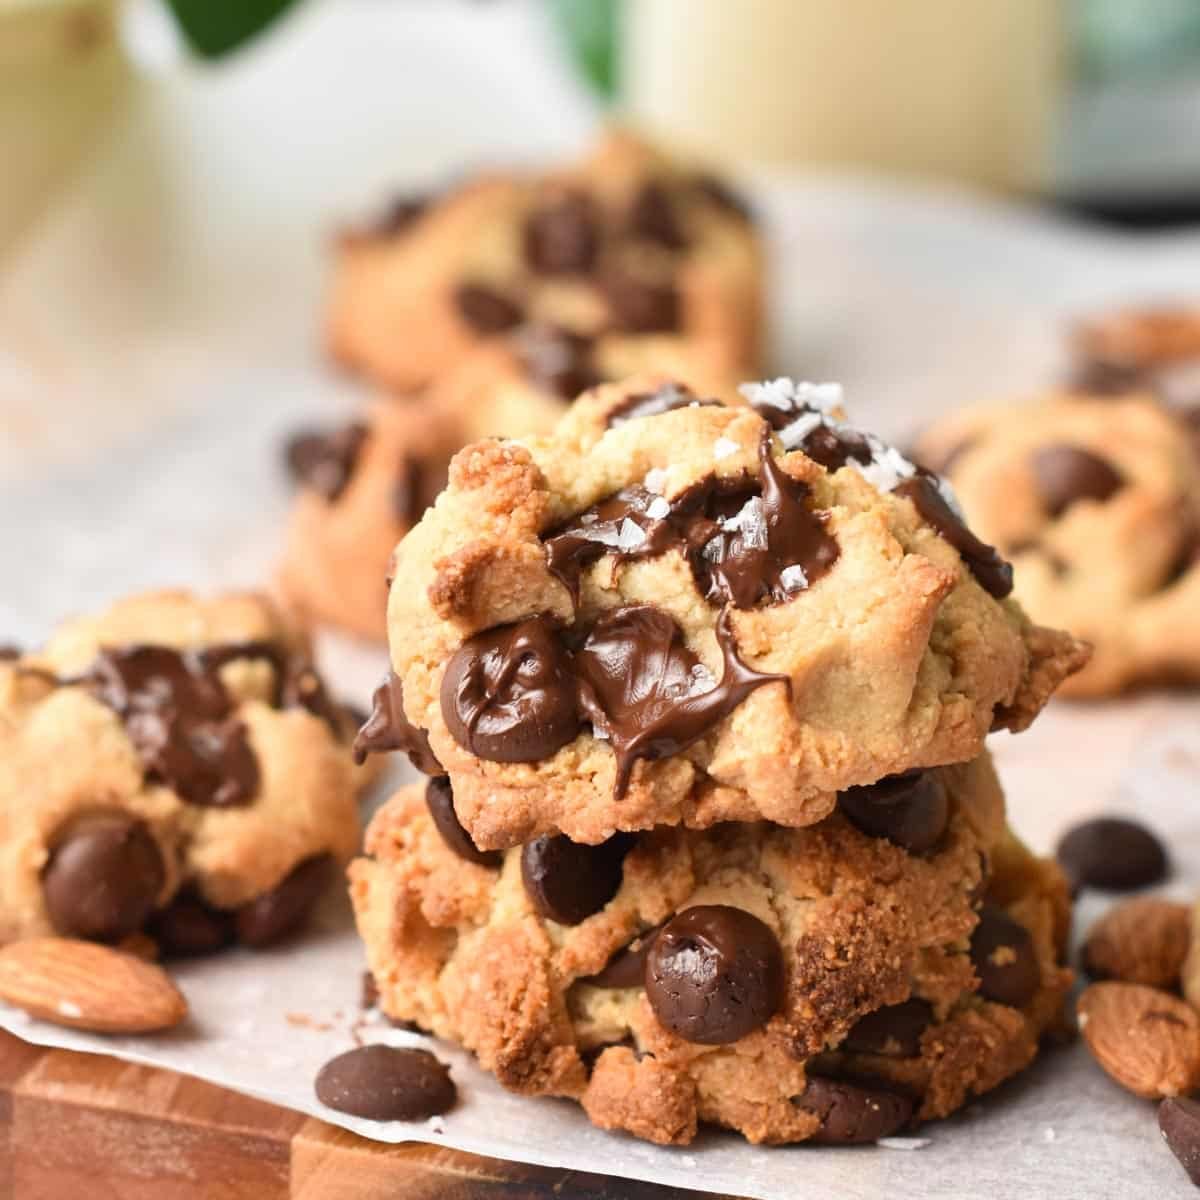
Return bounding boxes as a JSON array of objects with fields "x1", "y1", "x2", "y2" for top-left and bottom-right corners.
[
  {"x1": 574, "y1": 605, "x2": 787, "y2": 798},
  {"x1": 604, "y1": 382, "x2": 719, "y2": 428},
  {"x1": 544, "y1": 429, "x2": 838, "y2": 609}
]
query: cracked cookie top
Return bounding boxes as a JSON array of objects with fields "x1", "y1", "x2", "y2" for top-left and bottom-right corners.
[
  {"x1": 916, "y1": 391, "x2": 1200, "y2": 696},
  {"x1": 375, "y1": 377, "x2": 1088, "y2": 849}
]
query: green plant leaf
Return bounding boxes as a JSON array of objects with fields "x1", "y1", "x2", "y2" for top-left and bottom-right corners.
[
  {"x1": 163, "y1": 0, "x2": 304, "y2": 59},
  {"x1": 547, "y1": 0, "x2": 619, "y2": 99}
]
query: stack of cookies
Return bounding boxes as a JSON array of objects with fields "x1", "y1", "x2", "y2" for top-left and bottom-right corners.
[{"x1": 350, "y1": 375, "x2": 1089, "y2": 1145}]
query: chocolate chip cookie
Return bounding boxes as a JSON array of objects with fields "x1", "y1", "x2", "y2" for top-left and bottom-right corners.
[
  {"x1": 326, "y1": 130, "x2": 762, "y2": 395},
  {"x1": 0, "y1": 590, "x2": 364, "y2": 952},
  {"x1": 915, "y1": 392, "x2": 1200, "y2": 695},
  {"x1": 372, "y1": 376, "x2": 1087, "y2": 849},
  {"x1": 350, "y1": 754, "x2": 1073, "y2": 1145}
]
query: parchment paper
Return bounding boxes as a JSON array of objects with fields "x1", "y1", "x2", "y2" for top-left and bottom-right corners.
[{"x1": 3, "y1": 4, "x2": 1200, "y2": 1196}]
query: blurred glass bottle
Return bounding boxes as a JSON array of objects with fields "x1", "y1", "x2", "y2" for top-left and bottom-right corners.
[{"x1": 620, "y1": 0, "x2": 1064, "y2": 192}]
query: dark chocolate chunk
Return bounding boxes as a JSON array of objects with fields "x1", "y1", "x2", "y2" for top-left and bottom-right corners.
[
  {"x1": 425, "y1": 776, "x2": 501, "y2": 868},
  {"x1": 41, "y1": 812, "x2": 165, "y2": 942},
  {"x1": 841, "y1": 998, "x2": 934, "y2": 1057},
  {"x1": 585, "y1": 925, "x2": 662, "y2": 988},
  {"x1": 1055, "y1": 816, "x2": 1168, "y2": 892},
  {"x1": 794, "y1": 1076, "x2": 913, "y2": 1143},
  {"x1": 795, "y1": 423, "x2": 873, "y2": 473},
  {"x1": 515, "y1": 324, "x2": 601, "y2": 401},
  {"x1": 392, "y1": 454, "x2": 449, "y2": 526},
  {"x1": 523, "y1": 191, "x2": 599, "y2": 274},
  {"x1": 646, "y1": 905, "x2": 784, "y2": 1044},
  {"x1": 893, "y1": 472, "x2": 1014, "y2": 598},
  {"x1": 1159, "y1": 1096, "x2": 1200, "y2": 1187},
  {"x1": 1031, "y1": 444, "x2": 1124, "y2": 518},
  {"x1": 574, "y1": 606, "x2": 786, "y2": 798},
  {"x1": 692, "y1": 173, "x2": 753, "y2": 221},
  {"x1": 86, "y1": 645, "x2": 259, "y2": 807},
  {"x1": 354, "y1": 671, "x2": 442, "y2": 774},
  {"x1": 602, "y1": 268, "x2": 679, "y2": 334},
  {"x1": 625, "y1": 181, "x2": 687, "y2": 250},
  {"x1": 440, "y1": 618, "x2": 581, "y2": 763},
  {"x1": 235, "y1": 855, "x2": 332, "y2": 947},
  {"x1": 148, "y1": 891, "x2": 235, "y2": 958},
  {"x1": 315, "y1": 1044, "x2": 455, "y2": 1121},
  {"x1": 604, "y1": 381, "x2": 715, "y2": 427},
  {"x1": 837, "y1": 770, "x2": 949, "y2": 855},
  {"x1": 970, "y1": 905, "x2": 1040, "y2": 1007},
  {"x1": 284, "y1": 423, "x2": 368, "y2": 503},
  {"x1": 454, "y1": 283, "x2": 524, "y2": 334},
  {"x1": 521, "y1": 833, "x2": 633, "y2": 926}
]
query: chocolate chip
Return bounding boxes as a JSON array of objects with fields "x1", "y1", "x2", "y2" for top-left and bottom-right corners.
[
  {"x1": 521, "y1": 833, "x2": 632, "y2": 926},
  {"x1": 147, "y1": 891, "x2": 235, "y2": 958},
  {"x1": 1055, "y1": 816, "x2": 1168, "y2": 892},
  {"x1": 1160, "y1": 1097, "x2": 1200, "y2": 1186},
  {"x1": 795, "y1": 424, "x2": 873, "y2": 473},
  {"x1": 523, "y1": 191, "x2": 599, "y2": 274},
  {"x1": 361, "y1": 971, "x2": 380, "y2": 1011},
  {"x1": 794, "y1": 1076, "x2": 913, "y2": 1144},
  {"x1": 894, "y1": 472, "x2": 1014, "y2": 598},
  {"x1": 841, "y1": 998, "x2": 934, "y2": 1057},
  {"x1": 41, "y1": 812, "x2": 165, "y2": 942},
  {"x1": 440, "y1": 618, "x2": 581, "y2": 764},
  {"x1": 454, "y1": 283, "x2": 523, "y2": 334},
  {"x1": 574, "y1": 606, "x2": 786, "y2": 799},
  {"x1": 354, "y1": 671, "x2": 442, "y2": 774},
  {"x1": 692, "y1": 173, "x2": 753, "y2": 221},
  {"x1": 515, "y1": 324, "x2": 601, "y2": 400},
  {"x1": 837, "y1": 771, "x2": 949, "y2": 854},
  {"x1": 425, "y1": 776, "x2": 501, "y2": 868},
  {"x1": 392, "y1": 454, "x2": 448, "y2": 526},
  {"x1": 584, "y1": 925, "x2": 662, "y2": 988},
  {"x1": 0, "y1": 644, "x2": 19, "y2": 661},
  {"x1": 970, "y1": 905, "x2": 1040, "y2": 1007},
  {"x1": 86, "y1": 646, "x2": 260, "y2": 808},
  {"x1": 284, "y1": 424, "x2": 368, "y2": 502},
  {"x1": 315, "y1": 1044, "x2": 455, "y2": 1122},
  {"x1": 235, "y1": 855, "x2": 332, "y2": 948},
  {"x1": 371, "y1": 194, "x2": 429, "y2": 238},
  {"x1": 602, "y1": 268, "x2": 679, "y2": 334},
  {"x1": 645, "y1": 905, "x2": 784, "y2": 1044},
  {"x1": 625, "y1": 182, "x2": 687, "y2": 250},
  {"x1": 1031, "y1": 444, "x2": 1124, "y2": 518},
  {"x1": 604, "y1": 381, "x2": 715, "y2": 427}
]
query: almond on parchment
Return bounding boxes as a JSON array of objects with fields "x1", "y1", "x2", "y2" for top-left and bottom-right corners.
[
  {"x1": 0, "y1": 938, "x2": 187, "y2": 1033},
  {"x1": 1082, "y1": 897, "x2": 1190, "y2": 989},
  {"x1": 1078, "y1": 982, "x2": 1200, "y2": 1099}
]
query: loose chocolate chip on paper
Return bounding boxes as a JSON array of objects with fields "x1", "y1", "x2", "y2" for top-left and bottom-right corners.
[
  {"x1": 425, "y1": 776, "x2": 501, "y2": 868},
  {"x1": 521, "y1": 833, "x2": 633, "y2": 926},
  {"x1": 148, "y1": 891, "x2": 236, "y2": 959},
  {"x1": 235, "y1": 855, "x2": 332, "y2": 948},
  {"x1": 41, "y1": 812, "x2": 165, "y2": 942},
  {"x1": 1031, "y1": 444, "x2": 1124, "y2": 518},
  {"x1": 454, "y1": 283, "x2": 524, "y2": 334},
  {"x1": 841, "y1": 997, "x2": 935, "y2": 1057},
  {"x1": 837, "y1": 770, "x2": 949, "y2": 855},
  {"x1": 1160, "y1": 1096, "x2": 1200, "y2": 1186},
  {"x1": 970, "y1": 905, "x2": 1040, "y2": 1007},
  {"x1": 1056, "y1": 816, "x2": 1168, "y2": 892},
  {"x1": 795, "y1": 1076, "x2": 913, "y2": 1144},
  {"x1": 354, "y1": 671, "x2": 442, "y2": 775},
  {"x1": 315, "y1": 1044, "x2": 455, "y2": 1121},
  {"x1": 645, "y1": 905, "x2": 784, "y2": 1044},
  {"x1": 523, "y1": 191, "x2": 599, "y2": 274},
  {"x1": 440, "y1": 618, "x2": 581, "y2": 763}
]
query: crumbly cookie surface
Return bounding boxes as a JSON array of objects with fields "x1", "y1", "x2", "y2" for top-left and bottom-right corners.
[
  {"x1": 326, "y1": 130, "x2": 763, "y2": 394},
  {"x1": 350, "y1": 756, "x2": 1072, "y2": 1145},
  {"x1": 380, "y1": 376, "x2": 1087, "y2": 848},
  {"x1": 0, "y1": 590, "x2": 364, "y2": 950},
  {"x1": 916, "y1": 393, "x2": 1200, "y2": 696}
]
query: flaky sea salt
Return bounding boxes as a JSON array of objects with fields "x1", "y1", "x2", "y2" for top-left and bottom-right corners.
[
  {"x1": 643, "y1": 467, "x2": 668, "y2": 494},
  {"x1": 646, "y1": 496, "x2": 671, "y2": 520},
  {"x1": 779, "y1": 564, "x2": 808, "y2": 591},
  {"x1": 617, "y1": 518, "x2": 647, "y2": 551},
  {"x1": 739, "y1": 378, "x2": 843, "y2": 415}
]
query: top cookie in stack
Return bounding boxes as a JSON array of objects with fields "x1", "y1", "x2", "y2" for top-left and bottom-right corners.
[{"x1": 367, "y1": 376, "x2": 1088, "y2": 850}]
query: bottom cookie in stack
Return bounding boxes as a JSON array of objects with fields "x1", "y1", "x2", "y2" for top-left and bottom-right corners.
[{"x1": 349, "y1": 754, "x2": 1071, "y2": 1146}]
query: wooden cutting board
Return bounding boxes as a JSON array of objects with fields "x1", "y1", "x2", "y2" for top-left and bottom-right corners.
[{"x1": 0, "y1": 1029, "x2": 743, "y2": 1199}]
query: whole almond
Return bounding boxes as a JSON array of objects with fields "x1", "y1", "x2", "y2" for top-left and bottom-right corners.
[
  {"x1": 1083, "y1": 898, "x2": 1190, "y2": 989},
  {"x1": 1078, "y1": 982, "x2": 1200, "y2": 1098},
  {"x1": 0, "y1": 938, "x2": 187, "y2": 1033}
]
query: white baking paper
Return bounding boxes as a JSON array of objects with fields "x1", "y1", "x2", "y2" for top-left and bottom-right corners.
[{"x1": 3, "y1": 4, "x2": 1200, "y2": 1196}]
